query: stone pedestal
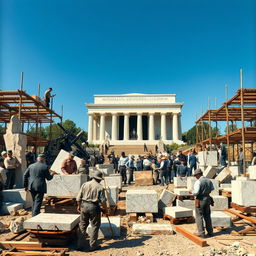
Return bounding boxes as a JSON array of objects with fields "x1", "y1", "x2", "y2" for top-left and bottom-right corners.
[
  {"x1": 46, "y1": 174, "x2": 88, "y2": 197},
  {"x1": 3, "y1": 115, "x2": 27, "y2": 188},
  {"x1": 198, "y1": 151, "x2": 218, "y2": 166},
  {"x1": 173, "y1": 177, "x2": 187, "y2": 187},
  {"x1": 249, "y1": 166, "x2": 256, "y2": 180},
  {"x1": 210, "y1": 211, "x2": 231, "y2": 227},
  {"x1": 215, "y1": 167, "x2": 232, "y2": 183},
  {"x1": 163, "y1": 206, "x2": 193, "y2": 218},
  {"x1": 2, "y1": 189, "x2": 32, "y2": 208},
  {"x1": 211, "y1": 196, "x2": 228, "y2": 210},
  {"x1": 106, "y1": 186, "x2": 119, "y2": 206},
  {"x1": 101, "y1": 175, "x2": 122, "y2": 189},
  {"x1": 126, "y1": 190, "x2": 158, "y2": 213},
  {"x1": 132, "y1": 223, "x2": 173, "y2": 235},
  {"x1": 135, "y1": 171, "x2": 153, "y2": 186},
  {"x1": 158, "y1": 189, "x2": 176, "y2": 210},
  {"x1": 176, "y1": 199, "x2": 195, "y2": 210},
  {"x1": 203, "y1": 166, "x2": 217, "y2": 179}
]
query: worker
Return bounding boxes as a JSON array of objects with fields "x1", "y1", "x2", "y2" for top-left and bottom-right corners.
[
  {"x1": 192, "y1": 169, "x2": 214, "y2": 238},
  {"x1": 118, "y1": 152, "x2": 128, "y2": 184},
  {"x1": 76, "y1": 170, "x2": 108, "y2": 252},
  {"x1": 23, "y1": 154, "x2": 57, "y2": 216},
  {"x1": 43, "y1": 88, "x2": 56, "y2": 108},
  {"x1": 61, "y1": 151, "x2": 77, "y2": 175},
  {"x1": 26, "y1": 146, "x2": 37, "y2": 167},
  {"x1": 177, "y1": 160, "x2": 188, "y2": 177},
  {"x1": 126, "y1": 155, "x2": 135, "y2": 185},
  {"x1": 78, "y1": 159, "x2": 89, "y2": 181}
]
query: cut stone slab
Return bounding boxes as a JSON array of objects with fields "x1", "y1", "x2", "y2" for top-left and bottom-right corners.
[
  {"x1": 229, "y1": 166, "x2": 239, "y2": 178},
  {"x1": 248, "y1": 166, "x2": 256, "y2": 180},
  {"x1": 210, "y1": 179, "x2": 220, "y2": 196},
  {"x1": 232, "y1": 180, "x2": 256, "y2": 206},
  {"x1": 215, "y1": 167, "x2": 232, "y2": 183},
  {"x1": 90, "y1": 167, "x2": 110, "y2": 177},
  {"x1": 2, "y1": 189, "x2": 32, "y2": 209},
  {"x1": 163, "y1": 206, "x2": 193, "y2": 218},
  {"x1": 126, "y1": 190, "x2": 158, "y2": 213},
  {"x1": 101, "y1": 175, "x2": 122, "y2": 189},
  {"x1": 50, "y1": 149, "x2": 83, "y2": 174},
  {"x1": 173, "y1": 177, "x2": 187, "y2": 187},
  {"x1": 46, "y1": 174, "x2": 88, "y2": 197},
  {"x1": 187, "y1": 177, "x2": 197, "y2": 191},
  {"x1": 96, "y1": 164, "x2": 115, "y2": 175},
  {"x1": 211, "y1": 195, "x2": 229, "y2": 211},
  {"x1": 220, "y1": 183, "x2": 231, "y2": 189},
  {"x1": 135, "y1": 171, "x2": 153, "y2": 186},
  {"x1": 236, "y1": 176, "x2": 248, "y2": 181},
  {"x1": 158, "y1": 189, "x2": 176, "y2": 209},
  {"x1": 105, "y1": 186, "x2": 119, "y2": 206},
  {"x1": 176, "y1": 199, "x2": 195, "y2": 210},
  {"x1": 174, "y1": 188, "x2": 191, "y2": 196},
  {"x1": 203, "y1": 166, "x2": 217, "y2": 179},
  {"x1": 23, "y1": 213, "x2": 80, "y2": 231},
  {"x1": 87, "y1": 216, "x2": 120, "y2": 237},
  {"x1": 198, "y1": 151, "x2": 218, "y2": 166},
  {"x1": 2, "y1": 202, "x2": 23, "y2": 215},
  {"x1": 132, "y1": 223, "x2": 173, "y2": 235},
  {"x1": 210, "y1": 211, "x2": 232, "y2": 227}
]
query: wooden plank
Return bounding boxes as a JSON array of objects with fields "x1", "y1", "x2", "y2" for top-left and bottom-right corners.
[
  {"x1": 175, "y1": 226, "x2": 208, "y2": 247},
  {"x1": 0, "y1": 241, "x2": 42, "y2": 250},
  {"x1": 225, "y1": 209, "x2": 256, "y2": 224}
]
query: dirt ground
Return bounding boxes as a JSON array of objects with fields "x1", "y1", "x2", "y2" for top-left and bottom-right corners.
[{"x1": 1, "y1": 184, "x2": 256, "y2": 256}]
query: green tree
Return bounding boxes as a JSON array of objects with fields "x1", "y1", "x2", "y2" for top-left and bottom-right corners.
[{"x1": 225, "y1": 123, "x2": 237, "y2": 134}]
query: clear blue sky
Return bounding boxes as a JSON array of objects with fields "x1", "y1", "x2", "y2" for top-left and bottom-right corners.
[{"x1": 1, "y1": 0, "x2": 256, "y2": 133}]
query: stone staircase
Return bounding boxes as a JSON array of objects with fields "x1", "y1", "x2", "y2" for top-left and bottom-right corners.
[{"x1": 108, "y1": 144, "x2": 156, "y2": 156}]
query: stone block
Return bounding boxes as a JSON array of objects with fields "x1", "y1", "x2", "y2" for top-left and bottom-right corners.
[
  {"x1": 23, "y1": 213, "x2": 80, "y2": 231},
  {"x1": 126, "y1": 190, "x2": 158, "y2": 213},
  {"x1": 203, "y1": 166, "x2": 217, "y2": 179},
  {"x1": 173, "y1": 188, "x2": 190, "y2": 196},
  {"x1": 229, "y1": 166, "x2": 239, "y2": 178},
  {"x1": 211, "y1": 196, "x2": 229, "y2": 211},
  {"x1": 210, "y1": 179, "x2": 220, "y2": 196},
  {"x1": 2, "y1": 189, "x2": 32, "y2": 209},
  {"x1": 163, "y1": 206, "x2": 193, "y2": 218},
  {"x1": 106, "y1": 186, "x2": 119, "y2": 206},
  {"x1": 210, "y1": 211, "x2": 232, "y2": 227},
  {"x1": 87, "y1": 216, "x2": 120, "y2": 237},
  {"x1": 101, "y1": 175, "x2": 122, "y2": 189},
  {"x1": 173, "y1": 177, "x2": 187, "y2": 187},
  {"x1": 135, "y1": 171, "x2": 153, "y2": 186},
  {"x1": 176, "y1": 199, "x2": 195, "y2": 210},
  {"x1": 46, "y1": 174, "x2": 88, "y2": 197},
  {"x1": 187, "y1": 177, "x2": 197, "y2": 190},
  {"x1": 215, "y1": 167, "x2": 232, "y2": 183},
  {"x1": 50, "y1": 149, "x2": 83, "y2": 174},
  {"x1": 220, "y1": 183, "x2": 231, "y2": 189},
  {"x1": 198, "y1": 151, "x2": 218, "y2": 166},
  {"x1": 232, "y1": 180, "x2": 256, "y2": 206},
  {"x1": 248, "y1": 166, "x2": 256, "y2": 180},
  {"x1": 158, "y1": 189, "x2": 176, "y2": 209},
  {"x1": 132, "y1": 223, "x2": 173, "y2": 235},
  {"x1": 96, "y1": 164, "x2": 115, "y2": 174},
  {"x1": 236, "y1": 176, "x2": 248, "y2": 181},
  {"x1": 90, "y1": 167, "x2": 110, "y2": 177},
  {"x1": 2, "y1": 202, "x2": 23, "y2": 215}
]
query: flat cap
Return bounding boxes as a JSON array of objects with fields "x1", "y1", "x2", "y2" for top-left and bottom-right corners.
[{"x1": 193, "y1": 169, "x2": 203, "y2": 176}]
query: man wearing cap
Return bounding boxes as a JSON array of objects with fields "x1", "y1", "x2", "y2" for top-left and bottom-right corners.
[
  {"x1": 126, "y1": 155, "x2": 135, "y2": 185},
  {"x1": 4, "y1": 150, "x2": 20, "y2": 189},
  {"x1": 61, "y1": 151, "x2": 77, "y2": 175},
  {"x1": 76, "y1": 170, "x2": 107, "y2": 251},
  {"x1": 192, "y1": 169, "x2": 214, "y2": 238},
  {"x1": 24, "y1": 154, "x2": 57, "y2": 216},
  {"x1": 1, "y1": 151, "x2": 7, "y2": 160}
]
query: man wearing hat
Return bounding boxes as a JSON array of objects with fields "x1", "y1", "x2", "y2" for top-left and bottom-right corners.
[
  {"x1": 126, "y1": 155, "x2": 135, "y2": 185},
  {"x1": 76, "y1": 170, "x2": 107, "y2": 251},
  {"x1": 4, "y1": 150, "x2": 20, "y2": 189},
  {"x1": 61, "y1": 151, "x2": 77, "y2": 175},
  {"x1": 192, "y1": 169, "x2": 214, "y2": 238},
  {"x1": 159, "y1": 156, "x2": 169, "y2": 186},
  {"x1": 24, "y1": 154, "x2": 57, "y2": 216}
]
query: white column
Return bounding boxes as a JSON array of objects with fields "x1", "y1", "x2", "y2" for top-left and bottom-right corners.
[
  {"x1": 137, "y1": 113, "x2": 143, "y2": 141},
  {"x1": 88, "y1": 113, "x2": 93, "y2": 143},
  {"x1": 178, "y1": 114, "x2": 182, "y2": 140},
  {"x1": 124, "y1": 113, "x2": 129, "y2": 141},
  {"x1": 172, "y1": 113, "x2": 179, "y2": 141},
  {"x1": 111, "y1": 113, "x2": 118, "y2": 141},
  {"x1": 149, "y1": 113, "x2": 155, "y2": 141},
  {"x1": 161, "y1": 113, "x2": 167, "y2": 140},
  {"x1": 99, "y1": 114, "x2": 106, "y2": 141},
  {"x1": 93, "y1": 116, "x2": 97, "y2": 140}
]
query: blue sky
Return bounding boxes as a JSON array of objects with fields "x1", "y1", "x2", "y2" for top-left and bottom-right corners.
[{"x1": 1, "y1": 0, "x2": 256, "y2": 133}]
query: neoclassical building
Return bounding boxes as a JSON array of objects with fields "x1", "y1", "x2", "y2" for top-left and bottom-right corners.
[{"x1": 86, "y1": 94, "x2": 183, "y2": 145}]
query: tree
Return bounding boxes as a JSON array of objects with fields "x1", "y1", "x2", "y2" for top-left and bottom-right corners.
[{"x1": 225, "y1": 123, "x2": 237, "y2": 134}]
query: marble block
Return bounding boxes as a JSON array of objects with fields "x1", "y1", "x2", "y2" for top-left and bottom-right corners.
[
  {"x1": 126, "y1": 190, "x2": 158, "y2": 213},
  {"x1": 96, "y1": 164, "x2": 114, "y2": 174},
  {"x1": 46, "y1": 174, "x2": 88, "y2": 197},
  {"x1": 158, "y1": 189, "x2": 176, "y2": 209},
  {"x1": 215, "y1": 167, "x2": 232, "y2": 183},
  {"x1": 187, "y1": 177, "x2": 197, "y2": 190},
  {"x1": 232, "y1": 180, "x2": 256, "y2": 206},
  {"x1": 132, "y1": 223, "x2": 173, "y2": 235},
  {"x1": 50, "y1": 149, "x2": 83, "y2": 174},
  {"x1": 174, "y1": 188, "x2": 191, "y2": 196},
  {"x1": 198, "y1": 151, "x2": 218, "y2": 166},
  {"x1": 2, "y1": 189, "x2": 32, "y2": 209},
  {"x1": 229, "y1": 166, "x2": 239, "y2": 178},
  {"x1": 236, "y1": 176, "x2": 248, "y2": 181},
  {"x1": 163, "y1": 206, "x2": 193, "y2": 218},
  {"x1": 210, "y1": 179, "x2": 220, "y2": 196},
  {"x1": 87, "y1": 217, "x2": 120, "y2": 237},
  {"x1": 106, "y1": 186, "x2": 119, "y2": 206},
  {"x1": 248, "y1": 166, "x2": 256, "y2": 180},
  {"x1": 203, "y1": 166, "x2": 217, "y2": 179},
  {"x1": 2, "y1": 202, "x2": 23, "y2": 215},
  {"x1": 90, "y1": 168, "x2": 110, "y2": 177},
  {"x1": 220, "y1": 183, "x2": 231, "y2": 189},
  {"x1": 210, "y1": 211, "x2": 231, "y2": 227},
  {"x1": 174, "y1": 177, "x2": 187, "y2": 187},
  {"x1": 211, "y1": 196, "x2": 229, "y2": 211},
  {"x1": 176, "y1": 199, "x2": 195, "y2": 210},
  {"x1": 101, "y1": 175, "x2": 122, "y2": 189},
  {"x1": 23, "y1": 213, "x2": 80, "y2": 231}
]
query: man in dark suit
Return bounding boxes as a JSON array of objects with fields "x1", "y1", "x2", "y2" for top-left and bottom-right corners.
[{"x1": 24, "y1": 154, "x2": 57, "y2": 216}]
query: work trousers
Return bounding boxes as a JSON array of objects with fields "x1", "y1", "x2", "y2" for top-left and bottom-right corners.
[
  {"x1": 220, "y1": 156, "x2": 227, "y2": 167},
  {"x1": 189, "y1": 164, "x2": 197, "y2": 176},
  {"x1": 128, "y1": 167, "x2": 135, "y2": 185},
  {"x1": 119, "y1": 166, "x2": 127, "y2": 184},
  {"x1": 5, "y1": 169, "x2": 16, "y2": 189},
  {"x1": 238, "y1": 160, "x2": 243, "y2": 174},
  {"x1": 30, "y1": 190, "x2": 44, "y2": 216},
  {"x1": 79, "y1": 201, "x2": 101, "y2": 248},
  {"x1": 159, "y1": 169, "x2": 169, "y2": 186},
  {"x1": 153, "y1": 170, "x2": 159, "y2": 185},
  {"x1": 195, "y1": 197, "x2": 213, "y2": 236}
]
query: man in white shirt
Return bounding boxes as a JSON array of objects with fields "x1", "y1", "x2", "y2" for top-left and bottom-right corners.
[{"x1": 118, "y1": 152, "x2": 128, "y2": 185}]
